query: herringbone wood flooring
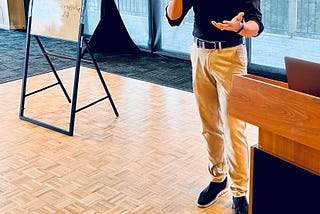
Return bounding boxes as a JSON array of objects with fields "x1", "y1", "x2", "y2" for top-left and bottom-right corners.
[{"x1": 0, "y1": 67, "x2": 258, "y2": 213}]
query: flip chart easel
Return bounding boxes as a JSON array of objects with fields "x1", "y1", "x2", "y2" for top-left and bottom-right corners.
[{"x1": 19, "y1": 0, "x2": 119, "y2": 136}]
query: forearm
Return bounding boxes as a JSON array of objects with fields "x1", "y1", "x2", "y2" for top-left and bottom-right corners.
[
  {"x1": 166, "y1": 0, "x2": 183, "y2": 20},
  {"x1": 238, "y1": 20, "x2": 260, "y2": 37}
]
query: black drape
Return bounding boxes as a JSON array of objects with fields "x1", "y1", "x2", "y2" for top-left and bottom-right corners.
[
  {"x1": 88, "y1": 0, "x2": 140, "y2": 54},
  {"x1": 148, "y1": 0, "x2": 162, "y2": 52}
]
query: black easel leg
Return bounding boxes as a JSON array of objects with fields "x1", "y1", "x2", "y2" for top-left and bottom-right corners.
[
  {"x1": 19, "y1": 15, "x2": 32, "y2": 118},
  {"x1": 83, "y1": 39, "x2": 119, "y2": 117},
  {"x1": 68, "y1": 23, "x2": 86, "y2": 136},
  {"x1": 34, "y1": 36, "x2": 71, "y2": 103}
]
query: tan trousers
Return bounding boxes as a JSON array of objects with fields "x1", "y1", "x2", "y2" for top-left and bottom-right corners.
[{"x1": 191, "y1": 43, "x2": 249, "y2": 197}]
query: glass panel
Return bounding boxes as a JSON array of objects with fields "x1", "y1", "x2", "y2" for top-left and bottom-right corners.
[
  {"x1": 160, "y1": 0, "x2": 193, "y2": 54},
  {"x1": 115, "y1": 0, "x2": 149, "y2": 48},
  {"x1": 83, "y1": 0, "x2": 101, "y2": 35},
  {"x1": 251, "y1": 0, "x2": 320, "y2": 69}
]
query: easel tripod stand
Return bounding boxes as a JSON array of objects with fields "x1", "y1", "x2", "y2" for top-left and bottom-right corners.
[{"x1": 19, "y1": 0, "x2": 119, "y2": 136}]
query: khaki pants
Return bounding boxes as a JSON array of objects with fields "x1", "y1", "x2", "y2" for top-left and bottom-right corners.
[{"x1": 191, "y1": 43, "x2": 249, "y2": 197}]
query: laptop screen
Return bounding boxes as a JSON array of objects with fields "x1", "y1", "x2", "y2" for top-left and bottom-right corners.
[{"x1": 284, "y1": 56, "x2": 320, "y2": 97}]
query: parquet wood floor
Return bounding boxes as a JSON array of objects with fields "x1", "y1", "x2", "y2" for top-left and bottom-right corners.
[{"x1": 0, "y1": 67, "x2": 258, "y2": 213}]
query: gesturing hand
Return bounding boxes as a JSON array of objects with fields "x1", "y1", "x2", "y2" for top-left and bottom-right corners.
[{"x1": 211, "y1": 12, "x2": 244, "y2": 32}]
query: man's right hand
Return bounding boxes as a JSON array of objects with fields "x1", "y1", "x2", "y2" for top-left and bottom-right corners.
[{"x1": 166, "y1": 0, "x2": 183, "y2": 20}]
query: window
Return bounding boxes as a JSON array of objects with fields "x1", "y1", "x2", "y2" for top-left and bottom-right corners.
[
  {"x1": 84, "y1": 0, "x2": 101, "y2": 35},
  {"x1": 251, "y1": 0, "x2": 320, "y2": 70},
  {"x1": 116, "y1": 0, "x2": 149, "y2": 48},
  {"x1": 160, "y1": 0, "x2": 193, "y2": 55},
  {"x1": 104, "y1": 0, "x2": 320, "y2": 75}
]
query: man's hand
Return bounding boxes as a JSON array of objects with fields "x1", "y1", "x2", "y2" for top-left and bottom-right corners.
[
  {"x1": 211, "y1": 12, "x2": 244, "y2": 32},
  {"x1": 167, "y1": 0, "x2": 183, "y2": 20}
]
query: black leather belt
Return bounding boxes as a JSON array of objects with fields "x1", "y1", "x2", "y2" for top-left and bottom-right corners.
[{"x1": 194, "y1": 37, "x2": 244, "y2": 49}]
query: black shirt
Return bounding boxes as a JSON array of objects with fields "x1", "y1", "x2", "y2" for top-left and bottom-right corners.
[{"x1": 166, "y1": 0, "x2": 264, "y2": 41}]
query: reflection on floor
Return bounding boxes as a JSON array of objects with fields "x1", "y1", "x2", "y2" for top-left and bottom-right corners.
[{"x1": 0, "y1": 67, "x2": 258, "y2": 213}]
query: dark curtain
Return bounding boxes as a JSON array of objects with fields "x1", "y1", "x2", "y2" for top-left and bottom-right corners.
[
  {"x1": 88, "y1": 0, "x2": 140, "y2": 54},
  {"x1": 148, "y1": 0, "x2": 162, "y2": 52}
]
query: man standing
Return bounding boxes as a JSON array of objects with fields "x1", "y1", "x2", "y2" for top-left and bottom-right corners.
[{"x1": 166, "y1": 1, "x2": 264, "y2": 213}]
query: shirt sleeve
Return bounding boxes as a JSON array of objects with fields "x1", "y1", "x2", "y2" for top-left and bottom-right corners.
[
  {"x1": 165, "y1": 0, "x2": 193, "y2": 26},
  {"x1": 243, "y1": 0, "x2": 264, "y2": 36}
]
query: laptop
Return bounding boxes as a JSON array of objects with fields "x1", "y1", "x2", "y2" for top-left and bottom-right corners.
[{"x1": 284, "y1": 56, "x2": 320, "y2": 97}]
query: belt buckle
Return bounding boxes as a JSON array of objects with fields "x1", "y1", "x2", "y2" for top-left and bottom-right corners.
[
  {"x1": 212, "y1": 42, "x2": 217, "y2": 49},
  {"x1": 207, "y1": 41, "x2": 217, "y2": 49},
  {"x1": 198, "y1": 40, "x2": 205, "y2": 48},
  {"x1": 196, "y1": 38, "x2": 219, "y2": 49}
]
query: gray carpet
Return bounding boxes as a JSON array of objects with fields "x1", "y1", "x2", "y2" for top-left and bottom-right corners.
[{"x1": 0, "y1": 29, "x2": 193, "y2": 92}]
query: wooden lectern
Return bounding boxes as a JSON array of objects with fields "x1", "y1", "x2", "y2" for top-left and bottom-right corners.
[{"x1": 228, "y1": 74, "x2": 320, "y2": 214}]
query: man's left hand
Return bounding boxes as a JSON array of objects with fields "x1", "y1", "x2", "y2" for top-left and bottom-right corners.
[{"x1": 212, "y1": 12, "x2": 244, "y2": 32}]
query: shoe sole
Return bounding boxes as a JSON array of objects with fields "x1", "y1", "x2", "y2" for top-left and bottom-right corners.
[{"x1": 197, "y1": 187, "x2": 229, "y2": 208}]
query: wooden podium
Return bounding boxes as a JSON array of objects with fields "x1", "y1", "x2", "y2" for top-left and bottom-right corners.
[{"x1": 228, "y1": 74, "x2": 320, "y2": 214}]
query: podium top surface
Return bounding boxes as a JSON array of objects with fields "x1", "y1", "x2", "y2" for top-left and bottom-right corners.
[{"x1": 229, "y1": 74, "x2": 320, "y2": 152}]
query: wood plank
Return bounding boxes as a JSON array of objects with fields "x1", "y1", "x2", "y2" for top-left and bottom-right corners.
[
  {"x1": 259, "y1": 129, "x2": 320, "y2": 174},
  {"x1": 0, "y1": 67, "x2": 259, "y2": 213},
  {"x1": 229, "y1": 74, "x2": 320, "y2": 152}
]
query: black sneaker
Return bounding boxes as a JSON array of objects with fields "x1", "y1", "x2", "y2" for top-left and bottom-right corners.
[
  {"x1": 232, "y1": 196, "x2": 248, "y2": 214},
  {"x1": 197, "y1": 178, "x2": 228, "y2": 208}
]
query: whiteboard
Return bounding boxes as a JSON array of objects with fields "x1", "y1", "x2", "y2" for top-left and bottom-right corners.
[{"x1": 30, "y1": 0, "x2": 84, "y2": 42}]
